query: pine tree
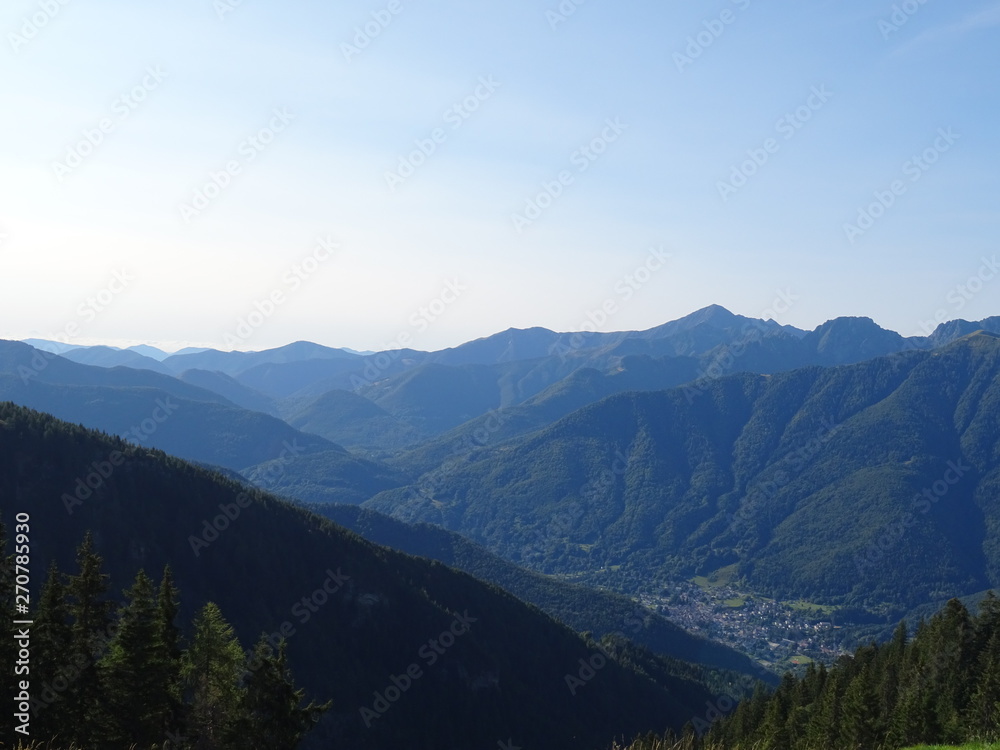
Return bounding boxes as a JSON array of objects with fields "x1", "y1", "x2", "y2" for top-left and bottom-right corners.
[
  {"x1": 965, "y1": 630, "x2": 1000, "y2": 741},
  {"x1": 100, "y1": 569, "x2": 178, "y2": 748},
  {"x1": 805, "y1": 669, "x2": 842, "y2": 750},
  {"x1": 840, "y1": 665, "x2": 877, "y2": 750},
  {"x1": 876, "y1": 621, "x2": 907, "y2": 725},
  {"x1": 156, "y1": 566, "x2": 185, "y2": 746},
  {"x1": 976, "y1": 591, "x2": 1000, "y2": 650},
  {"x1": 237, "y1": 636, "x2": 330, "y2": 749},
  {"x1": 31, "y1": 560, "x2": 73, "y2": 743},
  {"x1": 63, "y1": 532, "x2": 114, "y2": 746},
  {"x1": 890, "y1": 647, "x2": 938, "y2": 747},
  {"x1": 182, "y1": 602, "x2": 246, "y2": 750},
  {"x1": 758, "y1": 673, "x2": 796, "y2": 750},
  {"x1": 927, "y1": 598, "x2": 975, "y2": 742}
]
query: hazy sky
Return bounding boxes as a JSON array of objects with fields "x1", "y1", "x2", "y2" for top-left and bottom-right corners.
[{"x1": 2, "y1": 0, "x2": 998, "y2": 352}]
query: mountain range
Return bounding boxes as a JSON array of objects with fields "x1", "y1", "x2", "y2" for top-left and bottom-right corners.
[
  {"x1": 0, "y1": 403, "x2": 749, "y2": 749},
  {"x1": 6, "y1": 305, "x2": 1000, "y2": 746}
]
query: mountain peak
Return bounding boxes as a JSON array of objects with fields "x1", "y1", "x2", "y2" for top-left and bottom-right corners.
[
  {"x1": 804, "y1": 316, "x2": 904, "y2": 365},
  {"x1": 686, "y1": 304, "x2": 737, "y2": 324}
]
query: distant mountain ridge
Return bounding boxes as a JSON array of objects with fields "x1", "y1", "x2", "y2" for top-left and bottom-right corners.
[
  {"x1": 362, "y1": 333, "x2": 1000, "y2": 618},
  {"x1": 23, "y1": 306, "x2": 999, "y2": 384}
]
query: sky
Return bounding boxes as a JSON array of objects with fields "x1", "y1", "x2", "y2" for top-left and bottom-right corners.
[{"x1": 1, "y1": 0, "x2": 998, "y2": 353}]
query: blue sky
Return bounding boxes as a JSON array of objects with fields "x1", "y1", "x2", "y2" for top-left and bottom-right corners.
[{"x1": 1, "y1": 0, "x2": 998, "y2": 352}]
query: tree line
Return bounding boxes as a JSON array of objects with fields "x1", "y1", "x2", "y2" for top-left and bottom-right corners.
[
  {"x1": 617, "y1": 592, "x2": 1000, "y2": 750},
  {"x1": 1, "y1": 520, "x2": 327, "y2": 750}
]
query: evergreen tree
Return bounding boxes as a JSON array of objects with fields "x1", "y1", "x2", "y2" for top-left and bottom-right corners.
[
  {"x1": 841, "y1": 665, "x2": 877, "y2": 749},
  {"x1": 156, "y1": 566, "x2": 185, "y2": 745},
  {"x1": 758, "y1": 673, "x2": 795, "y2": 750},
  {"x1": 889, "y1": 651, "x2": 937, "y2": 747},
  {"x1": 237, "y1": 636, "x2": 330, "y2": 749},
  {"x1": 875, "y1": 619, "x2": 907, "y2": 731},
  {"x1": 965, "y1": 630, "x2": 1000, "y2": 741},
  {"x1": 805, "y1": 669, "x2": 843, "y2": 750},
  {"x1": 927, "y1": 599, "x2": 975, "y2": 742},
  {"x1": 975, "y1": 591, "x2": 1000, "y2": 653},
  {"x1": 31, "y1": 560, "x2": 73, "y2": 742},
  {"x1": 63, "y1": 532, "x2": 114, "y2": 746},
  {"x1": 100, "y1": 569, "x2": 178, "y2": 748},
  {"x1": 182, "y1": 602, "x2": 246, "y2": 750}
]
